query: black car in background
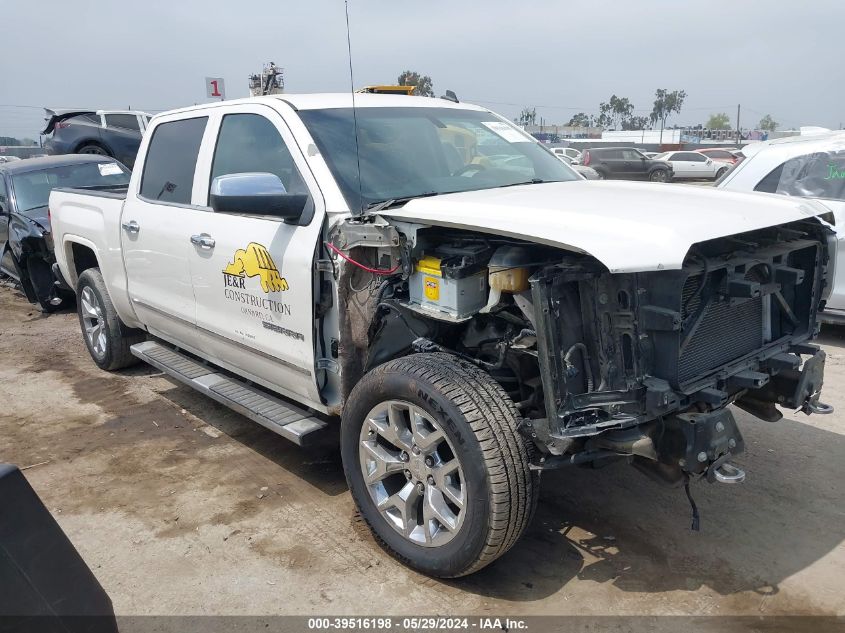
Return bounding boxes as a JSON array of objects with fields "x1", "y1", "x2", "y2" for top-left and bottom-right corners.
[
  {"x1": 581, "y1": 147, "x2": 674, "y2": 182},
  {"x1": 0, "y1": 155, "x2": 131, "y2": 311},
  {"x1": 42, "y1": 109, "x2": 150, "y2": 168}
]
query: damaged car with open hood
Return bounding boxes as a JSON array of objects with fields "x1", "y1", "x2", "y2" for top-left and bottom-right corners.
[{"x1": 48, "y1": 93, "x2": 834, "y2": 577}]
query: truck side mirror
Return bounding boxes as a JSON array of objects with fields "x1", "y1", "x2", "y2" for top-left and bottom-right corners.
[{"x1": 209, "y1": 172, "x2": 309, "y2": 222}]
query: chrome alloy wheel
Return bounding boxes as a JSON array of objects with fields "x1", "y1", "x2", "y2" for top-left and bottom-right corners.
[
  {"x1": 80, "y1": 286, "x2": 107, "y2": 357},
  {"x1": 359, "y1": 400, "x2": 466, "y2": 547}
]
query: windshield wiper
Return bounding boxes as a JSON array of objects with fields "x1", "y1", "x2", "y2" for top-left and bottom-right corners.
[
  {"x1": 496, "y1": 178, "x2": 547, "y2": 188},
  {"x1": 366, "y1": 191, "x2": 440, "y2": 213}
]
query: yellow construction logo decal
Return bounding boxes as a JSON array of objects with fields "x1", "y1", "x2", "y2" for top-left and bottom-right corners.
[{"x1": 223, "y1": 242, "x2": 289, "y2": 293}]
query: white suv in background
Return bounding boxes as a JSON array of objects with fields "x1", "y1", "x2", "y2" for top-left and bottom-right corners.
[{"x1": 718, "y1": 131, "x2": 845, "y2": 322}]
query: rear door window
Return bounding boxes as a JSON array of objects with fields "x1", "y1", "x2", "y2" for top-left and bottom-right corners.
[
  {"x1": 140, "y1": 117, "x2": 208, "y2": 204},
  {"x1": 105, "y1": 114, "x2": 141, "y2": 131},
  {"x1": 72, "y1": 113, "x2": 100, "y2": 125}
]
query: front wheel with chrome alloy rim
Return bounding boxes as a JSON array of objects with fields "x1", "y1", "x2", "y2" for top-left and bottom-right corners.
[
  {"x1": 359, "y1": 399, "x2": 466, "y2": 547},
  {"x1": 341, "y1": 353, "x2": 538, "y2": 577},
  {"x1": 76, "y1": 267, "x2": 145, "y2": 371}
]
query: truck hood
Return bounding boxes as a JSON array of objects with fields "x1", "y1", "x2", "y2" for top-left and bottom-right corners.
[{"x1": 383, "y1": 180, "x2": 830, "y2": 272}]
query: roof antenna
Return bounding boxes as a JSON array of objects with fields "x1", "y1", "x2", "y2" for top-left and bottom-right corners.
[{"x1": 344, "y1": 0, "x2": 364, "y2": 216}]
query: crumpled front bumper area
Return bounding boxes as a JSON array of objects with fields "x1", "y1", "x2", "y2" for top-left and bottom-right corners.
[
  {"x1": 734, "y1": 344, "x2": 832, "y2": 422},
  {"x1": 635, "y1": 344, "x2": 833, "y2": 485}
]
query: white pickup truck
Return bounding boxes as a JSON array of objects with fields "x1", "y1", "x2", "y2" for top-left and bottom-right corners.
[{"x1": 50, "y1": 93, "x2": 834, "y2": 577}]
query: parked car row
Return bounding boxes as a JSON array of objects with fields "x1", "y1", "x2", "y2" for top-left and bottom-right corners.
[{"x1": 550, "y1": 145, "x2": 743, "y2": 181}]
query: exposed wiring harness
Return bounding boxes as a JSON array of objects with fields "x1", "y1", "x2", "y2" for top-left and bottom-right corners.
[
  {"x1": 325, "y1": 241, "x2": 401, "y2": 275},
  {"x1": 564, "y1": 342, "x2": 594, "y2": 393}
]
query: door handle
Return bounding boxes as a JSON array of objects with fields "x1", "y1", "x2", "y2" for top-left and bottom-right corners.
[
  {"x1": 121, "y1": 220, "x2": 140, "y2": 234},
  {"x1": 190, "y1": 233, "x2": 215, "y2": 249}
]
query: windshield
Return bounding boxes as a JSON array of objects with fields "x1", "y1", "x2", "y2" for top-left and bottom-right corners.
[
  {"x1": 12, "y1": 161, "x2": 130, "y2": 212},
  {"x1": 299, "y1": 106, "x2": 579, "y2": 210}
]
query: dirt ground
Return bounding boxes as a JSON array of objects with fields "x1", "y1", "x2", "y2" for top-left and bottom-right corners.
[{"x1": 1, "y1": 283, "x2": 844, "y2": 616}]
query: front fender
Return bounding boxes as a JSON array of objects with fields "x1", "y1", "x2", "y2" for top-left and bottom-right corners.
[{"x1": 8, "y1": 214, "x2": 47, "y2": 260}]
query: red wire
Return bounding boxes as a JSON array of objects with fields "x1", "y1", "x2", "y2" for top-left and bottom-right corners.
[{"x1": 325, "y1": 241, "x2": 401, "y2": 275}]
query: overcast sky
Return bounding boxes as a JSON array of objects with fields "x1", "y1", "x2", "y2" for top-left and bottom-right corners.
[{"x1": 2, "y1": 0, "x2": 842, "y2": 139}]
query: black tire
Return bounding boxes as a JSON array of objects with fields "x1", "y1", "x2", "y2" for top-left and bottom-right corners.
[
  {"x1": 650, "y1": 168, "x2": 669, "y2": 182},
  {"x1": 715, "y1": 167, "x2": 728, "y2": 180},
  {"x1": 594, "y1": 169, "x2": 607, "y2": 180},
  {"x1": 76, "y1": 268, "x2": 144, "y2": 370},
  {"x1": 77, "y1": 144, "x2": 109, "y2": 157},
  {"x1": 341, "y1": 353, "x2": 539, "y2": 577}
]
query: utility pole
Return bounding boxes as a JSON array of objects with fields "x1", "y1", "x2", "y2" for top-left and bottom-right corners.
[{"x1": 736, "y1": 104, "x2": 741, "y2": 145}]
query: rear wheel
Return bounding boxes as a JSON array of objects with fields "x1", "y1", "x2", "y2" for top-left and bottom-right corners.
[
  {"x1": 650, "y1": 169, "x2": 669, "y2": 182},
  {"x1": 77, "y1": 144, "x2": 109, "y2": 157},
  {"x1": 76, "y1": 268, "x2": 144, "y2": 370},
  {"x1": 341, "y1": 353, "x2": 538, "y2": 577},
  {"x1": 716, "y1": 167, "x2": 728, "y2": 180}
]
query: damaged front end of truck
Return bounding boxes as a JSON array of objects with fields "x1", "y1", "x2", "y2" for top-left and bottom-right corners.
[
  {"x1": 331, "y1": 212, "x2": 834, "y2": 524},
  {"x1": 526, "y1": 218, "x2": 832, "y2": 488}
]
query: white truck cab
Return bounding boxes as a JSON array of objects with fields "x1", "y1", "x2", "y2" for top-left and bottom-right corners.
[{"x1": 50, "y1": 94, "x2": 835, "y2": 577}]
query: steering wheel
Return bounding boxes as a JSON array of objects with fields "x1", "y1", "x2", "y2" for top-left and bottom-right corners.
[{"x1": 452, "y1": 163, "x2": 488, "y2": 177}]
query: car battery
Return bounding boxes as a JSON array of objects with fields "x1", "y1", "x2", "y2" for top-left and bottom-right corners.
[{"x1": 408, "y1": 245, "x2": 490, "y2": 321}]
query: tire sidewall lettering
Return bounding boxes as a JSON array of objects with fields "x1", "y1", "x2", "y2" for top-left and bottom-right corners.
[{"x1": 416, "y1": 388, "x2": 464, "y2": 447}]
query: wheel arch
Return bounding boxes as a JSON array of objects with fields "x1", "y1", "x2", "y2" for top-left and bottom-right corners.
[
  {"x1": 62, "y1": 237, "x2": 101, "y2": 288},
  {"x1": 340, "y1": 351, "x2": 538, "y2": 576},
  {"x1": 72, "y1": 138, "x2": 113, "y2": 157}
]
